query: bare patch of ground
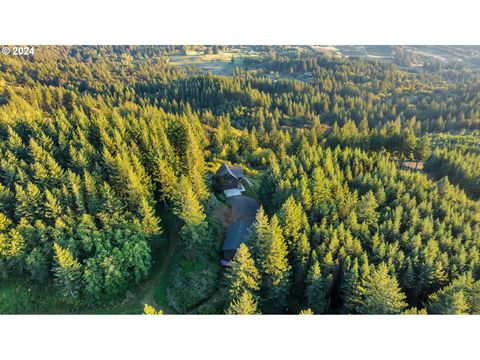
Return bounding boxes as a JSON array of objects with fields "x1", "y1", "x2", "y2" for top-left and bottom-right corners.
[
  {"x1": 401, "y1": 160, "x2": 424, "y2": 171},
  {"x1": 214, "y1": 203, "x2": 233, "y2": 228}
]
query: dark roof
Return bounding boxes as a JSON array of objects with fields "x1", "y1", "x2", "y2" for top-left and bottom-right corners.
[
  {"x1": 216, "y1": 164, "x2": 243, "y2": 179},
  {"x1": 216, "y1": 163, "x2": 232, "y2": 177},
  {"x1": 230, "y1": 166, "x2": 243, "y2": 179},
  {"x1": 222, "y1": 219, "x2": 252, "y2": 251}
]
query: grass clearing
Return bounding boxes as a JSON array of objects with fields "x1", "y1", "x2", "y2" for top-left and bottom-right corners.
[
  {"x1": 167, "y1": 50, "x2": 259, "y2": 75},
  {"x1": 0, "y1": 277, "x2": 75, "y2": 314},
  {"x1": 168, "y1": 52, "x2": 239, "y2": 75}
]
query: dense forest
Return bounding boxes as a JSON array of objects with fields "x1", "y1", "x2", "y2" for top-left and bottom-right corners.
[{"x1": 0, "y1": 46, "x2": 479, "y2": 314}]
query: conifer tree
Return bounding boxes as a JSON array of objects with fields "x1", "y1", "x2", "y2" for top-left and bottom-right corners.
[
  {"x1": 341, "y1": 259, "x2": 360, "y2": 313},
  {"x1": 53, "y1": 242, "x2": 82, "y2": 300},
  {"x1": 277, "y1": 196, "x2": 310, "y2": 295},
  {"x1": 402, "y1": 307, "x2": 428, "y2": 315},
  {"x1": 428, "y1": 275, "x2": 480, "y2": 314},
  {"x1": 356, "y1": 190, "x2": 379, "y2": 229},
  {"x1": 0, "y1": 212, "x2": 12, "y2": 232},
  {"x1": 44, "y1": 189, "x2": 62, "y2": 220},
  {"x1": 226, "y1": 290, "x2": 259, "y2": 315},
  {"x1": 138, "y1": 197, "x2": 161, "y2": 235},
  {"x1": 173, "y1": 177, "x2": 206, "y2": 226},
  {"x1": 299, "y1": 308, "x2": 314, "y2": 315},
  {"x1": 224, "y1": 244, "x2": 260, "y2": 301},
  {"x1": 305, "y1": 260, "x2": 327, "y2": 314},
  {"x1": 143, "y1": 304, "x2": 163, "y2": 315},
  {"x1": 256, "y1": 215, "x2": 291, "y2": 313},
  {"x1": 173, "y1": 176, "x2": 208, "y2": 259},
  {"x1": 246, "y1": 206, "x2": 270, "y2": 259},
  {"x1": 15, "y1": 183, "x2": 43, "y2": 222},
  {"x1": 350, "y1": 262, "x2": 407, "y2": 314}
]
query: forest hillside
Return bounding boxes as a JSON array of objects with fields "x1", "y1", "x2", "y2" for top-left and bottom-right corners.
[{"x1": 0, "y1": 46, "x2": 479, "y2": 314}]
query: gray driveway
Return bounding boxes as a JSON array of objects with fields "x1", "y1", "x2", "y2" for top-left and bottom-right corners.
[
  {"x1": 221, "y1": 195, "x2": 260, "y2": 260},
  {"x1": 227, "y1": 195, "x2": 259, "y2": 222}
]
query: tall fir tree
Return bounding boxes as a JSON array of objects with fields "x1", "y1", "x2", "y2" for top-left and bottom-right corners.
[
  {"x1": 53, "y1": 242, "x2": 82, "y2": 300},
  {"x1": 305, "y1": 259, "x2": 327, "y2": 314},
  {"x1": 350, "y1": 262, "x2": 407, "y2": 314}
]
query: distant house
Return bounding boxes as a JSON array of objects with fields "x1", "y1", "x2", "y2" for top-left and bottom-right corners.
[{"x1": 215, "y1": 164, "x2": 245, "y2": 196}]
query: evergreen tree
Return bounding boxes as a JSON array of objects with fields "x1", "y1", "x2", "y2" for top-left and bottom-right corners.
[
  {"x1": 143, "y1": 304, "x2": 163, "y2": 315},
  {"x1": 226, "y1": 290, "x2": 259, "y2": 315},
  {"x1": 224, "y1": 244, "x2": 260, "y2": 301},
  {"x1": 246, "y1": 206, "x2": 270, "y2": 259},
  {"x1": 256, "y1": 215, "x2": 291, "y2": 313},
  {"x1": 350, "y1": 263, "x2": 407, "y2": 314},
  {"x1": 356, "y1": 191, "x2": 379, "y2": 229},
  {"x1": 173, "y1": 177, "x2": 208, "y2": 259},
  {"x1": 428, "y1": 275, "x2": 480, "y2": 314},
  {"x1": 277, "y1": 196, "x2": 310, "y2": 295},
  {"x1": 305, "y1": 260, "x2": 327, "y2": 314},
  {"x1": 44, "y1": 189, "x2": 62, "y2": 221},
  {"x1": 138, "y1": 197, "x2": 161, "y2": 235},
  {"x1": 53, "y1": 242, "x2": 82, "y2": 300}
]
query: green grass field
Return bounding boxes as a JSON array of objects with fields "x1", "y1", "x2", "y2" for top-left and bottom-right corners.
[
  {"x1": 167, "y1": 51, "x2": 259, "y2": 75},
  {"x1": 168, "y1": 53, "x2": 237, "y2": 75}
]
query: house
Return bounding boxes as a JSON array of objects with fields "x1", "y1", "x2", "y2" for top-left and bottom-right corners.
[
  {"x1": 215, "y1": 163, "x2": 245, "y2": 197},
  {"x1": 215, "y1": 163, "x2": 259, "y2": 265}
]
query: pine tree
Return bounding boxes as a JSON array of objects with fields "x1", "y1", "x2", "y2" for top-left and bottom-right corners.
[
  {"x1": 97, "y1": 182, "x2": 124, "y2": 226},
  {"x1": 415, "y1": 136, "x2": 431, "y2": 169},
  {"x1": 402, "y1": 307, "x2": 428, "y2": 315},
  {"x1": 446, "y1": 292, "x2": 469, "y2": 314},
  {"x1": 402, "y1": 128, "x2": 417, "y2": 159},
  {"x1": 246, "y1": 206, "x2": 270, "y2": 259},
  {"x1": 277, "y1": 196, "x2": 310, "y2": 295},
  {"x1": 154, "y1": 156, "x2": 177, "y2": 203},
  {"x1": 83, "y1": 171, "x2": 100, "y2": 214},
  {"x1": 0, "y1": 229, "x2": 25, "y2": 260},
  {"x1": 138, "y1": 197, "x2": 161, "y2": 235},
  {"x1": 341, "y1": 258, "x2": 360, "y2": 313},
  {"x1": 45, "y1": 189, "x2": 62, "y2": 220},
  {"x1": 225, "y1": 244, "x2": 260, "y2": 300},
  {"x1": 359, "y1": 116, "x2": 369, "y2": 136},
  {"x1": 173, "y1": 176, "x2": 208, "y2": 259},
  {"x1": 305, "y1": 260, "x2": 327, "y2": 314},
  {"x1": 143, "y1": 304, "x2": 163, "y2": 315},
  {"x1": 15, "y1": 183, "x2": 43, "y2": 222},
  {"x1": 173, "y1": 176, "x2": 206, "y2": 226},
  {"x1": 299, "y1": 308, "x2": 314, "y2": 315},
  {"x1": 428, "y1": 275, "x2": 480, "y2": 314},
  {"x1": 299, "y1": 176, "x2": 312, "y2": 211},
  {"x1": 356, "y1": 190, "x2": 379, "y2": 229},
  {"x1": 256, "y1": 215, "x2": 291, "y2": 313},
  {"x1": 350, "y1": 262, "x2": 407, "y2": 314},
  {"x1": 0, "y1": 212, "x2": 12, "y2": 232},
  {"x1": 226, "y1": 290, "x2": 259, "y2": 315},
  {"x1": 53, "y1": 242, "x2": 82, "y2": 300}
]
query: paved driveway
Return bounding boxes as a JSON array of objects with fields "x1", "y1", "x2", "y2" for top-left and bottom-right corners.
[
  {"x1": 222, "y1": 195, "x2": 260, "y2": 260},
  {"x1": 228, "y1": 195, "x2": 259, "y2": 222}
]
